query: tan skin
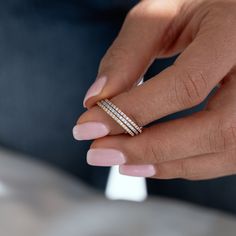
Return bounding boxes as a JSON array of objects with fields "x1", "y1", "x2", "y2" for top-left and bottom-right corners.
[{"x1": 75, "y1": 0, "x2": 236, "y2": 180}]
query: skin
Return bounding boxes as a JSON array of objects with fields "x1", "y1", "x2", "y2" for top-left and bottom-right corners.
[{"x1": 76, "y1": 0, "x2": 236, "y2": 180}]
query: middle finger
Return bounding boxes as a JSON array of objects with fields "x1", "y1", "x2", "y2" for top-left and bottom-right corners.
[{"x1": 87, "y1": 110, "x2": 225, "y2": 166}]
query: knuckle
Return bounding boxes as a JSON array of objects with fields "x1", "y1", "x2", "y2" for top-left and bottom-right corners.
[
  {"x1": 149, "y1": 145, "x2": 159, "y2": 163},
  {"x1": 209, "y1": 115, "x2": 236, "y2": 152},
  {"x1": 227, "y1": 149, "x2": 236, "y2": 170},
  {"x1": 177, "y1": 160, "x2": 199, "y2": 180},
  {"x1": 145, "y1": 138, "x2": 167, "y2": 163},
  {"x1": 221, "y1": 126, "x2": 236, "y2": 150},
  {"x1": 221, "y1": 116, "x2": 236, "y2": 149},
  {"x1": 177, "y1": 160, "x2": 191, "y2": 179},
  {"x1": 174, "y1": 67, "x2": 209, "y2": 108}
]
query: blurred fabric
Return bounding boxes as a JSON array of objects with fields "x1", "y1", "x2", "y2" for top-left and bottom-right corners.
[{"x1": 0, "y1": 147, "x2": 235, "y2": 236}]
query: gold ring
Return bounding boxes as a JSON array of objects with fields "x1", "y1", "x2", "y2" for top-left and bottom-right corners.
[{"x1": 96, "y1": 99, "x2": 143, "y2": 136}]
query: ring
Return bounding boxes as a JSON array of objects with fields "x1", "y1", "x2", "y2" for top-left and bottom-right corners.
[{"x1": 96, "y1": 98, "x2": 143, "y2": 136}]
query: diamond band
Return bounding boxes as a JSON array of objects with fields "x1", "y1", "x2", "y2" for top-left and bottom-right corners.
[
  {"x1": 101, "y1": 100, "x2": 139, "y2": 135},
  {"x1": 96, "y1": 99, "x2": 143, "y2": 136}
]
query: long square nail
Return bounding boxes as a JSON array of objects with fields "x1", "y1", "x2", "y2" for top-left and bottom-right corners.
[
  {"x1": 119, "y1": 165, "x2": 155, "y2": 177},
  {"x1": 87, "y1": 148, "x2": 126, "y2": 166},
  {"x1": 73, "y1": 122, "x2": 109, "y2": 140}
]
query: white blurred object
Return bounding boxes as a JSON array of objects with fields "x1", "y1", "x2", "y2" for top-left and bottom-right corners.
[
  {"x1": 0, "y1": 148, "x2": 236, "y2": 236},
  {"x1": 105, "y1": 77, "x2": 147, "y2": 202},
  {"x1": 0, "y1": 181, "x2": 9, "y2": 197},
  {"x1": 105, "y1": 166, "x2": 147, "y2": 201}
]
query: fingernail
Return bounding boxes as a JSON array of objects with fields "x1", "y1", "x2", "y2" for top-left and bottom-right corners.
[
  {"x1": 87, "y1": 148, "x2": 126, "y2": 166},
  {"x1": 73, "y1": 122, "x2": 109, "y2": 140},
  {"x1": 83, "y1": 76, "x2": 107, "y2": 108},
  {"x1": 119, "y1": 165, "x2": 155, "y2": 177}
]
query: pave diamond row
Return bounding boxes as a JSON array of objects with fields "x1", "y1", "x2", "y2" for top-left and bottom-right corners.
[
  {"x1": 96, "y1": 99, "x2": 142, "y2": 136},
  {"x1": 104, "y1": 99, "x2": 142, "y2": 133},
  {"x1": 96, "y1": 101, "x2": 135, "y2": 136},
  {"x1": 101, "y1": 100, "x2": 139, "y2": 135}
]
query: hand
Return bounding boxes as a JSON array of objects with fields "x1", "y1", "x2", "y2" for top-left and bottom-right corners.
[{"x1": 73, "y1": 0, "x2": 236, "y2": 180}]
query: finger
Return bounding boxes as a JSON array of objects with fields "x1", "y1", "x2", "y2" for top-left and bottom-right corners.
[
  {"x1": 86, "y1": 110, "x2": 236, "y2": 166},
  {"x1": 118, "y1": 150, "x2": 236, "y2": 179},
  {"x1": 150, "y1": 149, "x2": 236, "y2": 180},
  {"x1": 207, "y1": 67, "x2": 236, "y2": 112},
  {"x1": 83, "y1": 0, "x2": 181, "y2": 108},
  {"x1": 77, "y1": 18, "x2": 236, "y2": 138}
]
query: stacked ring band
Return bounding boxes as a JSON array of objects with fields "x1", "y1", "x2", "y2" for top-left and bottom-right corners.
[{"x1": 96, "y1": 98, "x2": 143, "y2": 136}]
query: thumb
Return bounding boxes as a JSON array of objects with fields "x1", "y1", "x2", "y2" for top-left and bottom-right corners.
[{"x1": 83, "y1": 0, "x2": 180, "y2": 109}]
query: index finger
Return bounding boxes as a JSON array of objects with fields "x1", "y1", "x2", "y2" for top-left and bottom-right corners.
[{"x1": 74, "y1": 5, "x2": 236, "y2": 140}]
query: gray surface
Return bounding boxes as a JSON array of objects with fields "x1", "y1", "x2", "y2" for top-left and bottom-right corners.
[{"x1": 0, "y1": 148, "x2": 235, "y2": 236}]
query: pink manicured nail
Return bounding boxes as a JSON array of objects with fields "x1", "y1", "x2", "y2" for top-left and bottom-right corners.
[
  {"x1": 73, "y1": 122, "x2": 109, "y2": 140},
  {"x1": 83, "y1": 76, "x2": 107, "y2": 108},
  {"x1": 119, "y1": 165, "x2": 156, "y2": 177},
  {"x1": 87, "y1": 148, "x2": 126, "y2": 166}
]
